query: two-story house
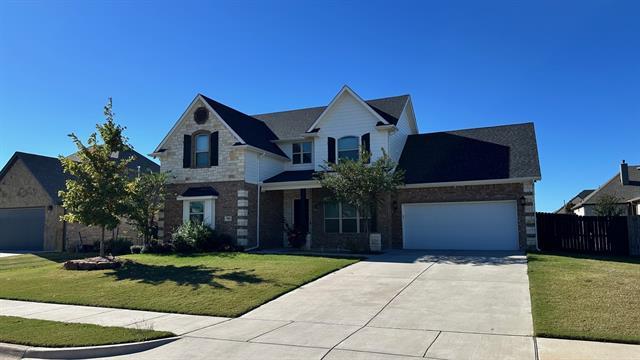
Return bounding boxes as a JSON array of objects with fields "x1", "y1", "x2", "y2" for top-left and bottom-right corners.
[{"x1": 152, "y1": 86, "x2": 541, "y2": 252}]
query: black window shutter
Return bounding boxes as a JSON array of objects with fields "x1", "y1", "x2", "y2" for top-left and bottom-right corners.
[
  {"x1": 361, "y1": 133, "x2": 370, "y2": 163},
  {"x1": 210, "y1": 131, "x2": 219, "y2": 166},
  {"x1": 328, "y1": 137, "x2": 336, "y2": 164},
  {"x1": 183, "y1": 135, "x2": 192, "y2": 168}
]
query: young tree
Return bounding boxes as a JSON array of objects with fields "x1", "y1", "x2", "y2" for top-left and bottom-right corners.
[
  {"x1": 126, "y1": 172, "x2": 167, "y2": 246},
  {"x1": 59, "y1": 98, "x2": 133, "y2": 257},
  {"x1": 594, "y1": 194, "x2": 624, "y2": 216},
  {"x1": 316, "y1": 150, "x2": 404, "y2": 236}
]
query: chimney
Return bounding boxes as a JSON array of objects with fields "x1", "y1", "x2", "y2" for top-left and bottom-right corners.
[{"x1": 620, "y1": 160, "x2": 629, "y2": 185}]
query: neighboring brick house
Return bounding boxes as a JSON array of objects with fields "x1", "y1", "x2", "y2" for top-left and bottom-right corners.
[
  {"x1": 153, "y1": 86, "x2": 542, "y2": 251},
  {"x1": 566, "y1": 161, "x2": 640, "y2": 216},
  {"x1": 0, "y1": 150, "x2": 159, "y2": 251}
]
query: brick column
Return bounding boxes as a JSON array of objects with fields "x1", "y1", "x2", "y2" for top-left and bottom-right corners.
[
  {"x1": 236, "y1": 189, "x2": 249, "y2": 246},
  {"x1": 523, "y1": 181, "x2": 538, "y2": 249}
]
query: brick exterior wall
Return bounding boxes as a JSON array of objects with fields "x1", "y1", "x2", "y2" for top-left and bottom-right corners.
[
  {"x1": 390, "y1": 183, "x2": 528, "y2": 250},
  {"x1": 259, "y1": 189, "x2": 284, "y2": 248},
  {"x1": 163, "y1": 181, "x2": 259, "y2": 247},
  {"x1": 302, "y1": 183, "x2": 530, "y2": 252}
]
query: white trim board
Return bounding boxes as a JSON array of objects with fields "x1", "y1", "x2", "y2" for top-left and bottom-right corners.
[{"x1": 401, "y1": 177, "x2": 539, "y2": 189}]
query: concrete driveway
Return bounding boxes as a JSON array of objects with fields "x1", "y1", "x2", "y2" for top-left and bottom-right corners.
[{"x1": 109, "y1": 251, "x2": 534, "y2": 360}]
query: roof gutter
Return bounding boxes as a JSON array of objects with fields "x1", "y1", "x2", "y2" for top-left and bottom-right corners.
[{"x1": 261, "y1": 180, "x2": 321, "y2": 191}]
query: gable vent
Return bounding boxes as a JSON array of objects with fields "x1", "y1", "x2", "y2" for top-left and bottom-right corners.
[{"x1": 194, "y1": 107, "x2": 209, "y2": 124}]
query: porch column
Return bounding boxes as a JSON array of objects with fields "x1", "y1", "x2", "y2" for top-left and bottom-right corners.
[{"x1": 299, "y1": 188, "x2": 309, "y2": 233}]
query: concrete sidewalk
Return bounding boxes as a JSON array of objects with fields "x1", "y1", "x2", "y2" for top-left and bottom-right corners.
[
  {"x1": 0, "y1": 299, "x2": 229, "y2": 335},
  {"x1": 4, "y1": 251, "x2": 639, "y2": 360},
  {"x1": 536, "y1": 338, "x2": 640, "y2": 360}
]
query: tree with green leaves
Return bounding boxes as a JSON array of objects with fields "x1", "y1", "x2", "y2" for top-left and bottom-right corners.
[
  {"x1": 126, "y1": 172, "x2": 167, "y2": 246},
  {"x1": 316, "y1": 150, "x2": 404, "y2": 236},
  {"x1": 59, "y1": 98, "x2": 133, "y2": 257},
  {"x1": 594, "y1": 194, "x2": 625, "y2": 216}
]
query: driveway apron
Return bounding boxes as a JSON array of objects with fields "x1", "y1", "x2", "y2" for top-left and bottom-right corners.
[{"x1": 97, "y1": 251, "x2": 536, "y2": 360}]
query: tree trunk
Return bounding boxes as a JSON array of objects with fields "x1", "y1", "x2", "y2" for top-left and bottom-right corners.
[{"x1": 100, "y1": 226, "x2": 105, "y2": 258}]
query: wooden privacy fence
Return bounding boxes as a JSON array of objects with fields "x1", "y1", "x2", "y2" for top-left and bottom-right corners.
[{"x1": 536, "y1": 212, "x2": 630, "y2": 255}]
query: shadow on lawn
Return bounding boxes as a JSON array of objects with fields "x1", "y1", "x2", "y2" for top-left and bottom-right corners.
[{"x1": 102, "y1": 261, "x2": 267, "y2": 289}]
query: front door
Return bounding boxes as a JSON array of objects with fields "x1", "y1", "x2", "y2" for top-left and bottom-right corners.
[{"x1": 293, "y1": 199, "x2": 309, "y2": 233}]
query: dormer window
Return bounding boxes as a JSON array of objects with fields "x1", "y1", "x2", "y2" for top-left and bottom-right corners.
[
  {"x1": 292, "y1": 142, "x2": 312, "y2": 164},
  {"x1": 194, "y1": 133, "x2": 209, "y2": 168},
  {"x1": 338, "y1": 136, "x2": 359, "y2": 161}
]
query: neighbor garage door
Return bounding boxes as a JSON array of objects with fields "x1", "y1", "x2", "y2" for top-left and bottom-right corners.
[
  {"x1": 402, "y1": 200, "x2": 519, "y2": 250},
  {"x1": 0, "y1": 207, "x2": 45, "y2": 251}
]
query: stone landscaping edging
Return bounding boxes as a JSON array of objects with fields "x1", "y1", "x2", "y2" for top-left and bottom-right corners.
[{"x1": 0, "y1": 336, "x2": 179, "y2": 359}]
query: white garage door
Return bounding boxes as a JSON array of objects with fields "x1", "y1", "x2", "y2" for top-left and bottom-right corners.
[{"x1": 402, "y1": 201, "x2": 519, "y2": 250}]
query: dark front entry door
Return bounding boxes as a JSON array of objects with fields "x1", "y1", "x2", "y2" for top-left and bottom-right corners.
[{"x1": 293, "y1": 199, "x2": 309, "y2": 233}]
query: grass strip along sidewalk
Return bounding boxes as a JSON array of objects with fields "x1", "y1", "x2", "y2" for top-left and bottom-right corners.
[{"x1": 0, "y1": 315, "x2": 173, "y2": 347}]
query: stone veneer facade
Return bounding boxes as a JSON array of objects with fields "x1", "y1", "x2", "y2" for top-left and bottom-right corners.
[
  {"x1": 0, "y1": 159, "x2": 139, "y2": 251},
  {"x1": 157, "y1": 98, "x2": 245, "y2": 184}
]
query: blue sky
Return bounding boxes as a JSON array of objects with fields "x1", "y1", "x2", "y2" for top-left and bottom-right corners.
[{"x1": 0, "y1": 0, "x2": 638, "y2": 212}]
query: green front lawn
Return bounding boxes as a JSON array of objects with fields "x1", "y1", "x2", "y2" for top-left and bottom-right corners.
[
  {"x1": 528, "y1": 253, "x2": 640, "y2": 344},
  {"x1": 0, "y1": 315, "x2": 173, "y2": 347},
  {"x1": 0, "y1": 252, "x2": 357, "y2": 317}
]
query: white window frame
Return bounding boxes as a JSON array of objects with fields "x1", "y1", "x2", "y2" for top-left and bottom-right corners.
[
  {"x1": 337, "y1": 136, "x2": 359, "y2": 162},
  {"x1": 178, "y1": 195, "x2": 217, "y2": 228},
  {"x1": 292, "y1": 141, "x2": 312, "y2": 165},
  {"x1": 324, "y1": 201, "x2": 361, "y2": 233},
  {"x1": 194, "y1": 133, "x2": 210, "y2": 168}
]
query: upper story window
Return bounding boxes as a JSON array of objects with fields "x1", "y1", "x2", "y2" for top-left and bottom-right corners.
[
  {"x1": 292, "y1": 142, "x2": 312, "y2": 164},
  {"x1": 338, "y1": 136, "x2": 359, "y2": 161},
  {"x1": 194, "y1": 133, "x2": 209, "y2": 168}
]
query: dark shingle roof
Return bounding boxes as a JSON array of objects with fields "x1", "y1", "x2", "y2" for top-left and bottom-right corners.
[
  {"x1": 200, "y1": 95, "x2": 287, "y2": 158},
  {"x1": 264, "y1": 170, "x2": 316, "y2": 183},
  {"x1": 66, "y1": 149, "x2": 160, "y2": 174},
  {"x1": 397, "y1": 123, "x2": 541, "y2": 184},
  {"x1": 577, "y1": 189, "x2": 595, "y2": 199},
  {"x1": 0, "y1": 152, "x2": 71, "y2": 203},
  {"x1": 252, "y1": 95, "x2": 410, "y2": 139},
  {"x1": 577, "y1": 165, "x2": 640, "y2": 206},
  {"x1": 0, "y1": 150, "x2": 160, "y2": 204},
  {"x1": 181, "y1": 186, "x2": 219, "y2": 197}
]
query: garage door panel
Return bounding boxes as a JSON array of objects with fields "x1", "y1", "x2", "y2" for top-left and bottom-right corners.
[
  {"x1": 402, "y1": 201, "x2": 518, "y2": 251},
  {"x1": 0, "y1": 208, "x2": 45, "y2": 251}
]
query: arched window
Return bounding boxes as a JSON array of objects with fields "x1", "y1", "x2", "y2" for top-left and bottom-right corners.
[
  {"x1": 194, "y1": 132, "x2": 210, "y2": 168},
  {"x1": 337, "y1": 136, "x2": 359, "y2": 161}
]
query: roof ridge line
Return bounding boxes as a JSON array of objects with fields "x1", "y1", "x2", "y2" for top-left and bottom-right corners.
[
  {"x1": 247, "y1": 94, "x2": 410, "y2": 118},
  {"x1": 411, "y1": 122, "x2": 534, "y2": 136}
]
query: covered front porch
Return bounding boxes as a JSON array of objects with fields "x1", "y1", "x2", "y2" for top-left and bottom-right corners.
[{"x1": 259, "y1": 172, "x2": 388, "y2": 252}]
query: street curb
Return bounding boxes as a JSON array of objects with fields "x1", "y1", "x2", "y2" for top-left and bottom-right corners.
[
  {"x1": 0, "y1": 343, "x2": 28, "y2": 359},
  {"x1": 0, "y1": 336, "x2": 179, "y2": 359}
]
